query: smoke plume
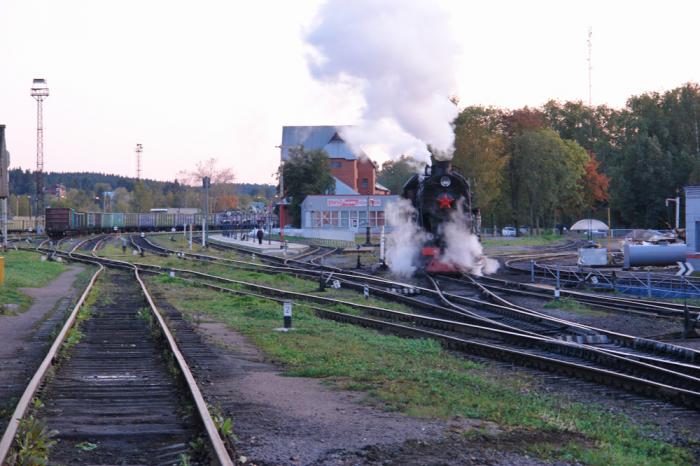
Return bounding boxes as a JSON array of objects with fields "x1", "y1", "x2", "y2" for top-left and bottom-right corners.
[
  {"x1": 306, "y1": 0, "x2": 460, "y2": 162},
  {"x1": 439, "y1": 209, "x2": 500, "y2": 276},
  {"x1": 385, "y1": 198, "x2": 428, "y2": 278}
]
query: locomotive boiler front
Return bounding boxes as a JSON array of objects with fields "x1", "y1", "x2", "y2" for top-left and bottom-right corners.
[{"x1": 400, "y1": 155, "x2": 476, "y2": 273}]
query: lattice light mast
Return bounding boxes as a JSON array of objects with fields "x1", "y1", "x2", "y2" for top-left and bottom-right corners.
[
  {"x1": 135, "y1": 143, "x2": 143, "y2": 179},
  {"x1": 30, "y1": 78, "x2": 49, "y2": 219}
]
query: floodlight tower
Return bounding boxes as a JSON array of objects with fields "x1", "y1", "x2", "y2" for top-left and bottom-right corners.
[
  {"x1": 31, "y1": 78, "x2": 49, "y2": 220},
  {"x1": 135, "y1": 143, "x2": 143, "y2": 179}
]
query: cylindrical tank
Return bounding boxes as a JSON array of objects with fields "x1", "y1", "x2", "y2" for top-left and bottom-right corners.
[{"x1": 623, "y1": 242, "x2": 687, "y2": 268}]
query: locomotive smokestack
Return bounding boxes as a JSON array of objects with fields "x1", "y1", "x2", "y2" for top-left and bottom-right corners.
[{"x1": 430, "y1": 154, "x2": 452, "y2": 177}]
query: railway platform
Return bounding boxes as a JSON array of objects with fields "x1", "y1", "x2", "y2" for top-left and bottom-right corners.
[{"x1": 209, "y1": 233, "x2": 309, "y2": 256}]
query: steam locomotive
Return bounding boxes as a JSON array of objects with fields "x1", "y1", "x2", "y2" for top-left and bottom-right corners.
[{"x1": 401, "y1": 156, "x2": 481, "y2": 273}]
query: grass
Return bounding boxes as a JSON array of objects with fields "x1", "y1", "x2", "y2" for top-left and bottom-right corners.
[
  {"x1": 482, "y1": 234, "x2": 565, "y2": 248},
  {"x1": 543, "y1": 297, "x2": 609, "y2": 317},
  {"x1": 149, "y1": 274, "x2": 692, "y2": 466},
  {"x1": 0, "y1": 250, "x2": 68, "y2": 314}
]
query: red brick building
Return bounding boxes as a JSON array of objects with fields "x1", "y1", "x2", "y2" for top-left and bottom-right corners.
[{"x1": 280, "y1": 126, "x2": 388, "y2": 196}]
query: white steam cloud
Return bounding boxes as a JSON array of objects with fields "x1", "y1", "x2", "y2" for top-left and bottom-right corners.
[
  {"x1": 306, "y1": 0, "x2": 460, "y2": 162},
  {"x1": 440, "y1": 209, "x2": 500, "y2": 276},
  {"x1": 385, "y1": 198, "x2": 428, "y2": 278},
  {"x1": 385, "y1": 199, "x2": 499, "y2": 277}
]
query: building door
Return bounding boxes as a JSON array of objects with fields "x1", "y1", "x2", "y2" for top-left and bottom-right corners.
[{"x1": 350, "y1": 218, "x2": 358, "y2": 230}]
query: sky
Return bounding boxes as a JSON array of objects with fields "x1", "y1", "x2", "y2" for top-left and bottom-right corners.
[{"x1": 1, "y1": 0, "x2": 698, "y2": 185}]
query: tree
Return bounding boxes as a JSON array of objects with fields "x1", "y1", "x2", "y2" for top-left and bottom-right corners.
[
  {"x1": 131, "y1": 181, "x2": 154, "y2": 212},
  {"x1": 509, "y1": 129, "x2": 589, "y2": 231},
  {"x1": 581, "y1": 152, "x2": 610, "y2": 210},
  {"x1": 179, "y1": 158, "x2": 237, "y2": 213},
  {"x1": 377, "y1": 156, "x2": 422, "y2": 194},
  {"x1": 453, "y1": 106, "x2": 509, "y2": 213},
  {"x1": 280, "y1": 149, "x2": 335, "y2": 227},
  {"x1": 609, "y1": 134, "x2": 673, "y2": 227}
]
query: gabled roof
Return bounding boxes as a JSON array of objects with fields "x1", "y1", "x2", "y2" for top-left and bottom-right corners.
[
  {"x1": 333, "y1": 176, "x2": 358, "y2": 195},
  {"x1": 281, "y1": 126, "x2": 357, "y2": 161}
]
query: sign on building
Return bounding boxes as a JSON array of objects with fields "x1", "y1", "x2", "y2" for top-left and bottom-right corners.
[{"x1": 326, "y1": 198, "x2": 380, "y2": 208}]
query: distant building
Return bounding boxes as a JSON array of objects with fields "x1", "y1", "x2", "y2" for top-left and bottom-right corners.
[
  {"x1": 53, "y1": 184, "x2": 66, "y2": 199},
  {"x1": 248, "y1": 201, "x2": 267, "y2": 213},
  {"x1": 280, "y1": 126, "x2": 388, "y2": 196}
]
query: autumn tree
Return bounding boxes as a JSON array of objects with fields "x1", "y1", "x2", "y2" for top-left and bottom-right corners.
[
  {"x1": 179, "y1": 158, "x2": 237, "y2": 212},
  {"x1": 453, "y1": 106, "x2": 508, "y2": 214}
]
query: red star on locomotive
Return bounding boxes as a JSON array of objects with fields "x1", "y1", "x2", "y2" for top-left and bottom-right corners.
[{"x1": 437, "y1": 193, "x2": 453, "y2": 209}]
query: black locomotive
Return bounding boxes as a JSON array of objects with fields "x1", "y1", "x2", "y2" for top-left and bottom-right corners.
[{"x1": 401, "y1": 155, "x2": 480, "y2": 272}]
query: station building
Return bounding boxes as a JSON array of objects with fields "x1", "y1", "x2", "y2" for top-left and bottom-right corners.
[{"x1": 300, "y1": 194, "x2": 399, "y2": 233}]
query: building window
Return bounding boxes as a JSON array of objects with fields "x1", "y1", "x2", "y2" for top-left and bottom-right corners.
[
  {"x1": 330, "y1": 161, "x2": 342, "y2": 169},
  {"x1": 361, "y1": 178, "x2": 369, "y2": 188}
]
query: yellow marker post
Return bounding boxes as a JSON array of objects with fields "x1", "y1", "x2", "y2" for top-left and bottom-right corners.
[{"x1": 0, "y1": 256, "x2": 4, "y2": 285}]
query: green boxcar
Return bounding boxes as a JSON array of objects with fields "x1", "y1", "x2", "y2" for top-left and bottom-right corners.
[{"x1": 101, "y1": 213, "x2": 125, "y2": 229}]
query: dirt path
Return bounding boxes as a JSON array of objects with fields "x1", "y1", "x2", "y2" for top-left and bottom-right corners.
[
  {"x1": 0, "y1": 265, "x2": 85, "y2": 427},
  {"x1": 151, "y1": 295, "x2": 569, "y2": 466}
]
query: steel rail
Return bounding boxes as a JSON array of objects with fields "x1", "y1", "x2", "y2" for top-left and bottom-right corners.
[
  {"x1": 6, "y1": 237, "x2": 235, "y2": 465},
  {"x1": 135, "y1": 268, "x2": 234, "y2": 466},
  {"x1": 90, "y1": 237, "x2": 235, "y2": 465},
  {"x1": 0, "y1": 242, "x2": 103, "y2": 462}
]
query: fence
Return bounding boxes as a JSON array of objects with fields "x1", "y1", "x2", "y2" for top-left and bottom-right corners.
[{"x1": 530, "y1": 261, "x2": 700, "y2": 298}]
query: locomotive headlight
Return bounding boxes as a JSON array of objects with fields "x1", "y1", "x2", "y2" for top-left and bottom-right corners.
[{"x1": 440, "y1": 176, "x2": 451, "y2": 188}]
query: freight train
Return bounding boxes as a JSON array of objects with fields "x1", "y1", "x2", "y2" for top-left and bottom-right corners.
[
  {"x1": 45, "y1": 207, "x2": 271, "y2": 238},
  {"x1": 401, "y1": 156, "x2": 481, "y2": 273}
]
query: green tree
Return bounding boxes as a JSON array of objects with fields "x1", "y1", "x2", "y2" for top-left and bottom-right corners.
[
  {"x1": 453, "y1": 106, "x2": 509, "y2": 214},
  {"x1": 377, "y1": 155, "x2": 422, "y2": 195},
  {"x1": 609, "y1": 134, "x2": 673, "y2": 227},
  {"x1": 509, "y1": 129, "x2": 589, "y2": 231},
  {"x1": 131, "y1": 181, "x2": 154, "y2": 212},
  {"x1": 280, "y1": 148, "x2": 334, "y2": 227}
]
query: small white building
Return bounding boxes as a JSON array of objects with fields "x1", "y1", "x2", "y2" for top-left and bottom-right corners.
[
  {"x1": 685, "y1": 186, "x2": 700, "y2": 268},
  {"x1": 300, "y1": 194, "x2": 399, "y2": 233}
]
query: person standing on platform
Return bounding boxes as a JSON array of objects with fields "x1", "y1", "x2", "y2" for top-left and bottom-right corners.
[{"x1": 256, "y1": 227, "x2": 264, "y2": 245}]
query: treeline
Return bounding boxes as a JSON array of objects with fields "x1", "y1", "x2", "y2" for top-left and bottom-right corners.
[
  {"x1": 8, "y1": 168, "x2": 275, "y2": 216},
  {"x1": 379, "y1": 82, "x2": 700, "y2": 229}
]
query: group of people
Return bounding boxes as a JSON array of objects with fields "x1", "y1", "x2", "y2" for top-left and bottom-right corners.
[{"x1": 230, "y1": 226, "x2": 266, "y2": 245}]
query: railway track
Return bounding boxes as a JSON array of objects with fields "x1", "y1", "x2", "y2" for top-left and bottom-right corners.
[
  {"x1": 134, "y1": 233, "x2": 700, "y2": 356},
  {"x1": 0, "y1": 238, "x2": 234, "y2": 465},
  {"x1": 48, "y1": 235, "x2": 700, "y2": 409}
]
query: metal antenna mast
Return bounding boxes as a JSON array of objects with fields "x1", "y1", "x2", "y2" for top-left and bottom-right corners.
[
  {"x1": 135, "y1": 143, "x2": 143, "y2": 179},
  {"x1": 587, "y1": 27, "x2": 593, "y2": 107},
  {"x1": 30, "y1": 78, "x2": 49, "y2": 220}
]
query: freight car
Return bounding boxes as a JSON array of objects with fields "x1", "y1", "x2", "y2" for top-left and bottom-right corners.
[
  {"x1": 401, "y1": 155, "x2": 481, "y2": 273},
  {"x1": 45, "y1": 207, "x2": 233, "y2": 238}
]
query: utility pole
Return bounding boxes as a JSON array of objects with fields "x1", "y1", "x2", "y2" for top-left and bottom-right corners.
[
  {"x1": 0, "y1": 125, "x2": 9, "y2": 250},
  {"x1": 587, "y1": 27, "x2": 592, "y2": 107},
  {"x1": 30, "y1": 79, "x2": 49, "y2": 228},
  {"x1": 135, "y1": 143, "x2": 143, "y2": 180},
  {"x1": 202, "y1": 176, "x2": 210, "y2": 247}
]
